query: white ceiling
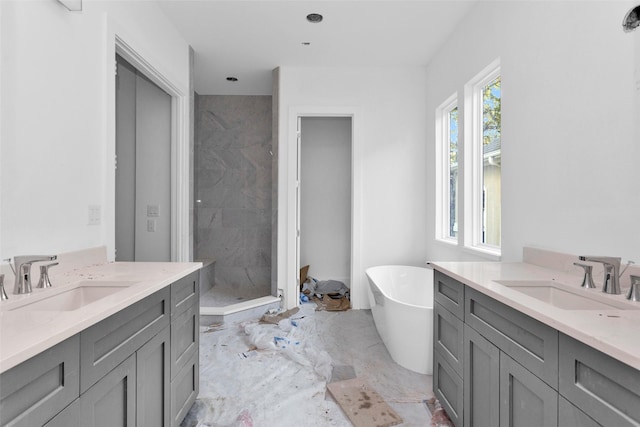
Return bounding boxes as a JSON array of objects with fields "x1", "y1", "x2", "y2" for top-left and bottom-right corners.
[{"x1": 157, "y1": 0, "x2": 478, "y2": 95}]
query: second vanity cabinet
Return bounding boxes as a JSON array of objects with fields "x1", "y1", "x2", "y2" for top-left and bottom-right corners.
[
  {"x1": 433, "y1": 270, "x2": 640, "y2": 427},
  {"x1": 0, "y1": 270, "x2": 199, "y2": 427}
]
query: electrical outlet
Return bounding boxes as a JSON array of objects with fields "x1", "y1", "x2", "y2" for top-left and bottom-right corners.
[
  {"x1": 147, "y1": 219, "x2": 156, "y2": 232},
  {"x1": 88, "y1": 205, "x2": 101, "y2": 225}
]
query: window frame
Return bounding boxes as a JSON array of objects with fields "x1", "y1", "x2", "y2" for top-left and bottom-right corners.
[
  {"x1": 464, "y1": 59, "x2": 502, "y2": 258},
  {"x1": 435, "y1": 93, "x2": 460, "y2": 245}
]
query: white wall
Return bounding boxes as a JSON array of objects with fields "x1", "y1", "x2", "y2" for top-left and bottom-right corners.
[
  {"x1": 0, "y1": 0, "x2": 190, "y2": 260},
  {"x1": 300, "y1": 117, "x2": 352, "y2": 284},
  {"x1": 425, "y1": 0, "x2": 640, "y2": 264},
  {"x1": 278, "y1": 67, "x2": 429, "y2": 309}
]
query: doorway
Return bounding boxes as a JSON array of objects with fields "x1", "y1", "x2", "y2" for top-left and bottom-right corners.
[
  {"x1": 298, "y1": 117, "x2": 353, "y2": 292},
  {"x1": 115, "y1": 55, "x2": 171, "y2": 262}
]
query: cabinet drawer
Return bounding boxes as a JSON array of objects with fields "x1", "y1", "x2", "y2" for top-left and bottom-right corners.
[
  {"x1": 434, "y1": 271, "x2": 465, "y2": 320},
  {"x1": 171, "y1": 271, "x2": 199, "y2": 317},
  {"x1": 434, "y1": 350, "x2": 463, "y2": 427},
  {"x1": 171, "y1": 302, "x2": 199, "y2": 379},
  {"x1": 80, "y1": 286, "x2": 170, "y2": 392},
  {"x1": 434, "y1": 302, "x2": 464, "y2": 377},
  {"x1": 559, "y1": 334, "x2": 640, "y2": 427},
  {"x1": 0, "y1": 335, "x2": 79, "y2": 427},
  {"x1": 465, "y1": 287, "x2": 558, "y2": 388},
  {"x1": 171, "y1": 352, "x2": 199, "y2": 427}
]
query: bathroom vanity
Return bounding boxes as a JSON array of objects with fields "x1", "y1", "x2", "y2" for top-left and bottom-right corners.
[
  {"x1": 0, "y1": 257, "x2": 201, "y2": 427},
  {"x1": 431, "y1": 254, "x2": 640, "y2": 427}
]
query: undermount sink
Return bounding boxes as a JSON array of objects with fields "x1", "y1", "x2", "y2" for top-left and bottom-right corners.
[
  {"x1": 6, "y1": 281, "x2": 138, "y2": 311},
  {"x1": 495, "y1": 280, "x2": 640, "y2": 310}
]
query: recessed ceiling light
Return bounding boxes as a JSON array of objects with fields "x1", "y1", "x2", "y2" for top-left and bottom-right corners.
[
  {"x1": 306, "y1": 13, "x2": 323, "y2": 23},
  {"x1": 226, "y1": 77, "x2": 238, "y2": 82},
  {"x1": 623, "y1": 5, "x2": 640, "y2": 32}
]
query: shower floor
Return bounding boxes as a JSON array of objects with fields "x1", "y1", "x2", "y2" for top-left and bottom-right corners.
[{"x1": 200, "y1": 282, "x2": 272, "y2": 308}]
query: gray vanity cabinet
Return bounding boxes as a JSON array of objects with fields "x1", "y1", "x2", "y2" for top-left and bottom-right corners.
[
  {"x1": 434, "y1": 269, "x2": 640, "y2": 427},
  {"x1": 0, "y1": 270, "x2": 200, "y2": 427},
  {"x1": 434, "y1": 271, "x2": 559, "y2": 427}
]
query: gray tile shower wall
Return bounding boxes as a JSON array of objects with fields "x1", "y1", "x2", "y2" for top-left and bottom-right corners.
[{"x1": 195, "y1": 95, "x2": 273, "y2": 291}]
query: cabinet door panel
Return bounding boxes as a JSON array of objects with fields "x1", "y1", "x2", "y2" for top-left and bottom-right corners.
[
  {"x1": 435, "y1": 302, "x2": 464, "y2": 377},
  {"x1": 137, "y1": 326, "x2": 171, "y2": 427},
  {"x1": 499, "y1": 353, "x2": 557, "y2": 427},
  {"x1": 434, "y1": 350, "x2": 463, "y2": 427},
  {"x1": 80, "y1": 354, "x2": 136, "y2": 427},
  {"x1": 464, "y1": 325, "x2": 499, "y2": 427},
  {"x1": 559, "y1": 334, "x2": 640, "y2": 427},
  {"x1": 0, "y1": 335, "x2": 79, "y2": 427}
]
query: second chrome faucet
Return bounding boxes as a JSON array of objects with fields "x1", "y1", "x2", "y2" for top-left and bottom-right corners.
[{"x1": 578, "y1": 256, "x2": 621, "y2": 294}]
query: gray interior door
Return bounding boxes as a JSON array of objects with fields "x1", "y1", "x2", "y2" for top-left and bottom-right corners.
[{"x1": 115, "y1": 55, "x2": 171, "y2": 262}]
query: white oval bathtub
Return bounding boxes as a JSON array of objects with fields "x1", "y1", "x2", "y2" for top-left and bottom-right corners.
[{"x1": 365, "y1": 265, "x2": 434, "y2": 375}]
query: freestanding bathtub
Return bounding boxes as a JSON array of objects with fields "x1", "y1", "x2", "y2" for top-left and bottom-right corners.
[{"x1": 365, "y1": 265, "x2": 434, "y2": 375}]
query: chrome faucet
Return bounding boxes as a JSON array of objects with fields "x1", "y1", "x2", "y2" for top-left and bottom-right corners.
[
  {"x1": 578, "y1": 256, "x2": 621, "y2": 294},
  {"x1": 11, "y1": 255, "x2": 58, "y2": 295}
]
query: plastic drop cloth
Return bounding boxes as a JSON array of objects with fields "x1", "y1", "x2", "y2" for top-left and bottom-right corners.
[{"x1": 181, "y1": 303, "x2": 345, "y2": 427}]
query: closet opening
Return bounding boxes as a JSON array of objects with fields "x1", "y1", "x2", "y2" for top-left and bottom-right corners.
[{"x1": 297, "y1": 117, "x2": 353, "y2": 306}]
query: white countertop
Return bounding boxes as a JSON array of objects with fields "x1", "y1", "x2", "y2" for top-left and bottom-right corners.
[
  {"x1": 0, "y1": 261, "x2": 201, "y2": 373},
  {"x1": 431, "y1": 261, "x2": 640, "y2": 371}
]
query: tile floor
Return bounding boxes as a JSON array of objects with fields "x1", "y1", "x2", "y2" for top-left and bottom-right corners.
[{"x1": 182, "y1": 302, "x2": 435, "y2": 426}]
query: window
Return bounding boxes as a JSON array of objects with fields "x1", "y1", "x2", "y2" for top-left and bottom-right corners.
[
  {"x1": 465, "y1": 60, "x2": 501, "y2": 255},
  {"x1": 436, "y1": 94, "x2": 459, "y2": 243}
]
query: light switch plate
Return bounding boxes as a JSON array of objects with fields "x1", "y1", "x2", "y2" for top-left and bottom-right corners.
[
  {"x1": 147, "y1": 204, "x2": 160, "y2": 217},
  {"x1": 88, "y1": 205, "x2": 101, "y2": 225}
]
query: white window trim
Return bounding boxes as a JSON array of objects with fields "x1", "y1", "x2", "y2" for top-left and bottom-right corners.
[
  {"x1": 463, "y1": 58, "x2": 501, "y2": 258},
  {"x1": 435, "y1": 93, "x2": 459, "y2": 246}
]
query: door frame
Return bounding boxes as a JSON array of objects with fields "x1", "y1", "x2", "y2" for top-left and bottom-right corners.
[
  {"x1": 107, "y1": 34, "x2": 190, "y2": 262},
  {"x1": 282, "y1": 106, "x2": 363, "y2": 309}
]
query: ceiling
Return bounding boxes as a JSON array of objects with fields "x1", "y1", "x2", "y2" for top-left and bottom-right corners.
[{"x1": 157, "y1": 0, "x2": 478, "y2": 95}]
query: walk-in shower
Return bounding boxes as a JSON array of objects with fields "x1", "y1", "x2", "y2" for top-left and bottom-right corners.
[{"x1": 194, "y1": 95, "x2": 278, "y2": 318}]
